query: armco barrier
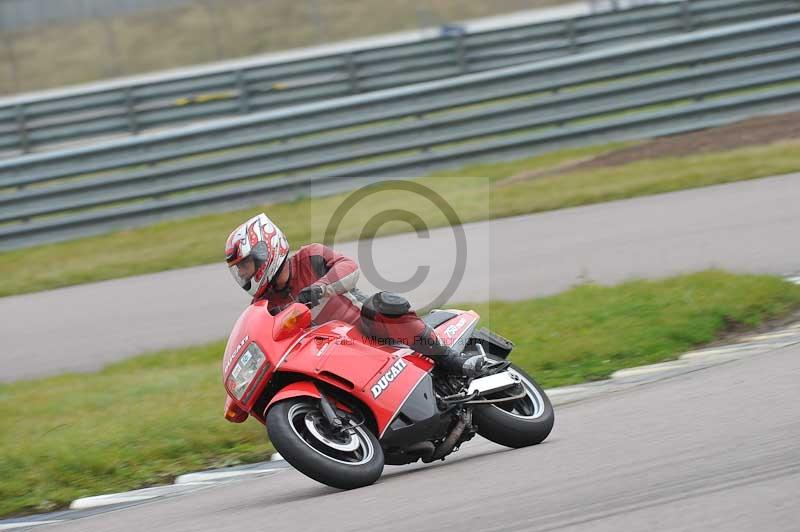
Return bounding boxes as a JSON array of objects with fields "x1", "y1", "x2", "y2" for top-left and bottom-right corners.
[
  {"x1": 1, "y1": 15, "x2": 799, "y2": 250},
  {"x1": 0, "y1": 0, "x2": 796, "y2": 155}
]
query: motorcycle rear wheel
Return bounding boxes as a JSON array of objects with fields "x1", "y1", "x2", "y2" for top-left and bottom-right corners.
[
  {"x1": 472, "y1": 363, "x2": 554, "y2": 448},
  {"x1": 266, "y1": 398, "x2": 384, "y2": 489}
]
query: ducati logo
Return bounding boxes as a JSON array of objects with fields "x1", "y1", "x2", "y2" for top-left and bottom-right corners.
[
  {"x1": 224, "y1": 335, "x2": 249, "y2": 373},
  {"x1": 371, "y1": 359, "x2": 407, "y2": 398}
]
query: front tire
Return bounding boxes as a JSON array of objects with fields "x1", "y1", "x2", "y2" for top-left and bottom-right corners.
[
  {"x1": 472, "y1": 363, "x2": 554, "y2": 448},
  {"x1": 266, "y1": 398, "x2": 384, "y2": 489}
]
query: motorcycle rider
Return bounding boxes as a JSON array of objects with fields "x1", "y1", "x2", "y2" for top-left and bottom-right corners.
[{"x1": 225, "y1": 213, "x2": 498, "y2": 378}]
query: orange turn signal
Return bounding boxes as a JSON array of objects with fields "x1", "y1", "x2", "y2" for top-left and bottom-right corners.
[
  {"x1": 224, "y1": 402, "x2": 248, "y2": 423},
  {"x1": 272, "y1": 303, "x2": 312, "y2": 341}
]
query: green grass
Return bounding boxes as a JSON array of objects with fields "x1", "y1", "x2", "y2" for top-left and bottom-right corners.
[
  {"x1": 0, "y1": 341, "x2": 269, "y2": 517},
  {"x1": 468, "y1": 271, "x2": 800, "y2": 386},
  {"x1": 3, "y1": 138, "x2": 800, "y2": 298},
  {"x1": 1, "y1": 270, "x2": 799, "y2": 518}
]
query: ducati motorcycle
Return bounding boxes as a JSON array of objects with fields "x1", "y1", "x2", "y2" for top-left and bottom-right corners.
[{"x1": 222, "y1": 300, "x2": 554, "y2": 489}]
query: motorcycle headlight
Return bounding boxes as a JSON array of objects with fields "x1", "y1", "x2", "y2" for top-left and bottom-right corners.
[{"x1": 226, "y1": 343, "x2": 267, "y2": 400}]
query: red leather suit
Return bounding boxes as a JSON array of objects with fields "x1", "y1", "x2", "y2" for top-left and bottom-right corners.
[{"x1": 257, "y1": 244, "x2": 442, "y2": 354}]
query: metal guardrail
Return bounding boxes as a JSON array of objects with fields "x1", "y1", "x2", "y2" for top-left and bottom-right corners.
[
  {"x1": 0, "y1": 0, "x2": 796, "y2": 156},
  {"x1": 1, "y1": 14, "x2": 800, "y2": 250}
]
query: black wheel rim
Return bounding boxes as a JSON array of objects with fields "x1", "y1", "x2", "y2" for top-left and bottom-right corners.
[{"x1": 286, "y1": 402, "x2": 375, "y2": 465}]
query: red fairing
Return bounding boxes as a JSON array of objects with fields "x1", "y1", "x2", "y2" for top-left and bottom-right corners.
[
  {"x1": 222, "y1": 300, "x2": 270, "y2": 382},
  {"x1": 222, "y1": 300, "x2": 311, "y2": 417},
  {"x1": 277, "y1": 322, "x2": 433, "y2": 436},
  {"x1": 435, "y1": 310, "x2": 480, "y2": 347},
  {"x1": 222, "y1": 300, "x2": 480, "y2": 437},
  {"x1": 265, "y1": 381, "x2": 321, "y2": 412},
  {"x1": 222, "y1": 301, "x2": 443, "y2": 436}
]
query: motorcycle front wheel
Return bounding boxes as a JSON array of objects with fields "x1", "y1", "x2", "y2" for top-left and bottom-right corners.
[
  {"x1": 266, "y1": 398, "x2": 384, "y2": 489},
  {"x1": 472, "y1": 363, "x2": 554, "y2": 448}
]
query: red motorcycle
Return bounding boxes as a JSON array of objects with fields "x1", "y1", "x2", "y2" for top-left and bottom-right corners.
[{"x1": 222, "y1": 300, "x2": 554, "y2": 489}]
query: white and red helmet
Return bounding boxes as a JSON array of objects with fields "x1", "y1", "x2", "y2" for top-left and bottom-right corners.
[{"x1": 225, "y1": 213, "x2": 290, "y2": 298}]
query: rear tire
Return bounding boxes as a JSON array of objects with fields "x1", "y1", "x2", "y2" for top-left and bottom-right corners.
[
  {"x1": 266, "y1": 398, "x2": 384, "y2": 489},
  {"x1": 472, "y1": 363, "x2": 554, "y2": 448}
]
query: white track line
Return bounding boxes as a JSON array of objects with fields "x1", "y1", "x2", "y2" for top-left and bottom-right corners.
[
  {"x1": 176, "y1": 463, "x2": 284, "y2": 484},
  {"x1": 0, "y1": 521, "x2": 63, "y2": 530},
  {"x1": 743, "y1": 331, "x2": 800, "y2": 341},
  {"x1": 545, "y1": 385, "x2": 593, "y2": 397},
  {"x1": 680, "y1": 344, "x2": 768, "y2": 359},
  {"x1": 611, "y1": 361, "x2": 690, "y2": 379},
  {"x1": 70, "y1": 482, "x2": 212, "y2": 510}
]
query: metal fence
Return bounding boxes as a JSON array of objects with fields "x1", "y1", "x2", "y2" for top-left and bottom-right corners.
[
  {"x1": 1, "y1": 14, "x2": 799, "y2": 250},
  {"x1": 0, "y1": 0, "x2": 795, "y2": 157}
]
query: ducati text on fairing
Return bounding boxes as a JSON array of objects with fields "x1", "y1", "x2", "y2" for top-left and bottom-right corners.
[{"x1": 371, "y1": 358, "x2": 408, "y2": 398}]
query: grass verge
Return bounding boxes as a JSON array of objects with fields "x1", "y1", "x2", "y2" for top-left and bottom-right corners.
[
  {"x1": 2, "y1": 138, "x2": 800, "y2": 298},
  {"x1": 2, "y1": 270, "x2": 799, "y2": 518},
  {"x1": 1, "y1": 0, "x2": 574, "y2": 94}
]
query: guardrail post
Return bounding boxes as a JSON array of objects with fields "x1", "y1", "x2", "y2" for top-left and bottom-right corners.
[
  {"x1": 452, "y1": 32, "x2": 468, "y2": 74},
  {"x1": 14, "y1": 104, "x2": 30, "y2": 155},
  {"x1": 123, "y1": 88, "x2": 139, "y2": 135},
  {"x1": 565, "y1": 19, "x2": 578, "y2": 54},
  {"x1": 236, "y1": 69, "x2": 251, "y2": 114},
  {"x1": 414, "y1": 112, "x2": 432, "y2": 152},
  {"x1": 345, "y1": 53, "x2": 360, "y2": 94},
  {"x1": 680, "y1": 0, "x2": 694, "y2": 32},
  {"x1": 441, "y1": 24, "x2": 468, "y2": 74}
]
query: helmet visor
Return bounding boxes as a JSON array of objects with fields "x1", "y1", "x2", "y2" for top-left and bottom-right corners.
[{"x1": 229, "y1": 256, "x2": 257, "y2": 291}]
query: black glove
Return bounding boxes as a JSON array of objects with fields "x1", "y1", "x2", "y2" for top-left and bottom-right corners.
[{"x1": 297, "y1": 285, "x2": 324, "y2": 307}]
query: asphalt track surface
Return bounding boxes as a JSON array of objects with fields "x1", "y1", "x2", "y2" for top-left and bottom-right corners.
[
  {"x1": 33, "y1": 337, "x2": 800, "y2": 532},
  {"x1": 1, "y1": 173, "x2": 800, "y2": 381}
]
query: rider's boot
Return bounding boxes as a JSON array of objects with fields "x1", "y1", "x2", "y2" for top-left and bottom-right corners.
[
  {"x1": 437, "y1": 347, "x2": 489, "y2": 378},
  {"x1": 413, "y1": 325, "x2": 505, "y2": 379}
]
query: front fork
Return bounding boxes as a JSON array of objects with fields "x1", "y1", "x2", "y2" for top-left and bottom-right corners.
[
  {"x1": 319, "y1": 392, "x2": 344, "y2": 429},
  {"x1": 318, "y1": 391, "x2": 366, "y2": 438}
]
